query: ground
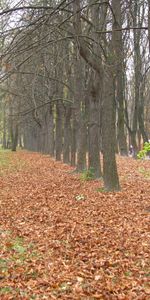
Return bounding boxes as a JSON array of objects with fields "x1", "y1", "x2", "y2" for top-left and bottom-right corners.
[{"x1": 0, "y1": 150, "x2": 149, "y2": 300}]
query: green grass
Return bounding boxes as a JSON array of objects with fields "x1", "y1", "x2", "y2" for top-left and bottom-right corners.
[
  {"x1": 0, "y1": 148, "x2": 11, "y2": 168},
  {"x1": 80, "y1": 168, "x2": 95, "y2": 181},
  {"x1": 0, "y1": 149, "x2": 12, "y2": 176},
  {"x1": 0, "y1": 148, "x2": 27, "y2": 175},
  {"x1": 0, "y1": 227, "x2": 41, "y2": 298},
  {"x1": 0, "y1": 287, "x2": 37, "y2": 299},
  {"x1": 96, "y1": 187, "x2": 107, "y2": 193},
  {"x1": 139, "y1": 167, "x2": 150, "y2": 179},
  {"x1": 0, "y1": 287, "x2": 13, "y2": 295}
]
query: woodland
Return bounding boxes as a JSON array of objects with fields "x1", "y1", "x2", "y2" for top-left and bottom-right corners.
[{"x1": 0, "y1": 0, "x2": 150, "y2": 299}]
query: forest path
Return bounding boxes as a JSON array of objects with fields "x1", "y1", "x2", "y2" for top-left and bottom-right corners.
[{"x1": 0, "y1": 150, "x2": 149, "y2": 299}]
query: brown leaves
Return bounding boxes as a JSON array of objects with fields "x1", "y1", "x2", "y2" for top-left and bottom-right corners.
[{"x1": 0, "y1": 151, "x2": 150, "y2": 299}]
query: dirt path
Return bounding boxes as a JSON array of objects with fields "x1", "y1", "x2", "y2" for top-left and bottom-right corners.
[{"x1": 0, "y1": 151, "x2": 149, "y2": 299}]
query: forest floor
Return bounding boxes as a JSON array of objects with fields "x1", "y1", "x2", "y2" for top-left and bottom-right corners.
[{"x1": 0, "y1": 149, "x2": 149, "y2": 300}]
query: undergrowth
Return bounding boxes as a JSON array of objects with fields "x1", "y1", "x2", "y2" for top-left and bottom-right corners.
[{"x1": 80, "y1": 168, "x2": 95, "y2": 181}]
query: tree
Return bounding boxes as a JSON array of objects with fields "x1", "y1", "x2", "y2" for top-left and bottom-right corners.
[
  {"x1": 72, "y1": 0, "x2": 119, "y2": 189},
  {"x1": 112, "y1": 0, "x2": 128, "y2": 156}
]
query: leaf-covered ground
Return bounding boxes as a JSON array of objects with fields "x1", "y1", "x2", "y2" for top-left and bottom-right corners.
[{"x1": 0, "y1": 150, "x2": 149, "y2": 300}]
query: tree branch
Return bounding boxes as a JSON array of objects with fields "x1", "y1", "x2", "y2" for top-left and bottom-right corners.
[
  {"x1": 9, "y1": 98, "x2": 73, "y2": 117},
  {"x1": 95, "y1": 26, "x2": 148, "y2": 34}
]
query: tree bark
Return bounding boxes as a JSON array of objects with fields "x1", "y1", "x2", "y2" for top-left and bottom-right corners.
[
  {"x1": 55, "y1": 102, "x2": 63, "y2": 161},
  {"x1": 88, "y1": 73, "x2": 102, "y2": 178},
  {"x1": 112, "y1": 0, "x2": 128, "y2": 156},
  {"x1": 148, "y1": 0, "x2": 150, "y2": 53},
  {"x1": 11, "y1": 124, "x2": 18, "y2": 152},
  {"x1": 102, "y1": 69, "x2": 120, "y2": 191},
  {"x1": 73, "y1": 46, "x2": 87, "y2": 172},
  {"x1": 2, "y1": 102, "x2": 7, "y2": 149},
  {"x1": 63, "y1": 106, "x2": 71, "y2": 164},
  {"x1": 71, "y1": 113, "x2": 77, "y2": 166},
  {"x1": 49, "y1": 104, "x2": 55, "y2": 157}
]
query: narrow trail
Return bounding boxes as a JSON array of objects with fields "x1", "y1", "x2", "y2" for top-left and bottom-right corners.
[{"x1": 0, "y1": 151, "x2": 149, "y2": 299}]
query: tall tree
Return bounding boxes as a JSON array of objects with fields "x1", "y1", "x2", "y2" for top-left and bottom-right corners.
[
  {"x1": 112, "y1": 0, "x2": 128, "y2": 156},
  {"x1": 73, "y1": 0, "x2": 120, "y2": 190}
]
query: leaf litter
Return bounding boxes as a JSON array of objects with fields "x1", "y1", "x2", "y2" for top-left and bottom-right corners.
[{"x1": 0, "y1": 150, "x2": 149, "y2": 299}]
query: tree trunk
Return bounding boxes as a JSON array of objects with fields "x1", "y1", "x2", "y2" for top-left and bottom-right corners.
[
  {"x1": 74, "y1": 47, "x2": 87, "y2": 172},
  {"x1": 148, "y1": 0, "x2": 150, "y2": 53},
  {"x1": 130, "y1": 1, "x2": 144, "y2": 155},
  {"x1": 2, "y1": 103, "x2": 7, "y2": 149},
  {"x1": 76, "y1": 119, "x2": 87, "y2": 172},
  {"x1": 112, "y1": 0, "x2": 128, "y2": 156},
  {"x1": 11, "y1": 124, "x2": 18, "y2": 152},
  {"x1": 55, "y1": 102, "x2": 63, "y2": 161},
  {"x1": 71, "y1": 113, "x2": 77, "y2": 166},
  {"x1": 63, "y1": 106, "x2": 71, "y2": 164},
  {"x1": 49, "y1": 104, "x2": 55, "y2": 157},
  {"x1": 102, "y1": 70, "x2": 120, "y2": 191},
  {"x1": 88, "y1": 73, "x2": 102, "y2": 178},
  {"x1": 138, "y1": 89, "x2": 148, "y2": 143}
]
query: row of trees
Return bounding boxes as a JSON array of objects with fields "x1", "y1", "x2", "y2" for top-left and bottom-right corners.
[{"x1": 0, "y1": 0, "x2": 150, "y2": 191}]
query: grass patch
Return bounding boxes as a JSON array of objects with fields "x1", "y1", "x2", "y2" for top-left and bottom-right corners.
[
  {"x1": 0, "y1": 286, "x2": 13, "y2": 295},
  {"x1": 80, "y1": 168, "x2": 95, "y2": 181},
  {"x1": 0, "y1": 227, "x2": 42, "y2": 298},
  {"x1": 0, "y1": 149, "x2": 11, "y2": 168},
  {"x1": 139, "y1": 167, "x2": 150, "y2": 179},
  {"x1": 0, "y1": 227, "x2": 40, "y2": 268},
  {"x1": 96, "y1": 187, "x2": 107, "y2": 193},
  {"x1": 0, "y1": 287, "x2": 37, "y2": 299},
  {"x1": 0, "y1": 148, "x2": 28, "y2": 176}
]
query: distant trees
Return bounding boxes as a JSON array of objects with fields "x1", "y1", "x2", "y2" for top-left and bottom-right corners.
[{"x1": 0, "y1": 0, "x2": 150, "y2": 191}]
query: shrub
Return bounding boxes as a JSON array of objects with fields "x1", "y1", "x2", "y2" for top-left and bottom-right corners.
[
  {"x1": 80, "y1": 168, "x2": 95, "y2": 181},
  {"x1": 137, "y1": 142, "x2": 150, "y2": 159}
]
